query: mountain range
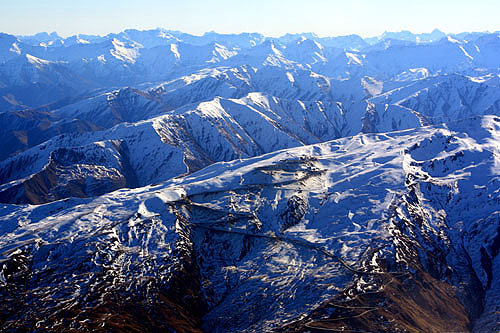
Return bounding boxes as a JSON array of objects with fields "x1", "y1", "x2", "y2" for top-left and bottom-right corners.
[{"x1": 1, "y1": 28, "x2": 500, "y2": 331}]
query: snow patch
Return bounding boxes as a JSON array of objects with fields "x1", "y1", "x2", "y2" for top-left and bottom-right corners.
[{"x1": 170, "y1": 43, "x2": 180, "y2": 60}]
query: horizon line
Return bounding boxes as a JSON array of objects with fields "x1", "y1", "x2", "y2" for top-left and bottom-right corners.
[{"x1": 5, "y1": 27, "x2": 499, "y2": 40}]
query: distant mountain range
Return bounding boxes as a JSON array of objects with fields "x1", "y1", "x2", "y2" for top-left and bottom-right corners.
[
  {"x1": 1, "y1": 28, "x2": 500, "y2": 331},
  {"x1": 1, "y1": 28, "x2": 499, "y2": 111}
]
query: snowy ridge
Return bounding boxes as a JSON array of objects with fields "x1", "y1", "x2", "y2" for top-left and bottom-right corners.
[
  {"x1": 2, "y1": 64, "x2": 500, "y2": 206},
  {"x1": 0, "y1": 91, "x2": 348, "y2": 204}
]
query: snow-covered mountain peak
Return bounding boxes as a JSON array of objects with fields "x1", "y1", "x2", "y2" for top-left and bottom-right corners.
[
  {"x1": 295, "y1": 37, "x2": 324, "y2": 51},
  {"x1": 25, "y1": 53, "x2": 52, "y2": 67},
  {"x1": 447, "y1": 35, "x2": 462, "y2": 44},
  {"x1": 110, "y1": 38, "x2": 141, "y2": 63}
]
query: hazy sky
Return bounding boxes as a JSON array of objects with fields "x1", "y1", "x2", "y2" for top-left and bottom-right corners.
[{"x1": 2, "y1": 0, "x2": 499, "y2": 37}]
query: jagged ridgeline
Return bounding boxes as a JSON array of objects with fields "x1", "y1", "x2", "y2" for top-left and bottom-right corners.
[{"x1": 1, "y1": 29, "x2": 500, "y2": 331}]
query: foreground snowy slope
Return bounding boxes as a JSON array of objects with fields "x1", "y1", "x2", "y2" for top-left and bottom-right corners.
[{"x1": 1, "y1": 116, "x2": 499, "y2": 331}]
